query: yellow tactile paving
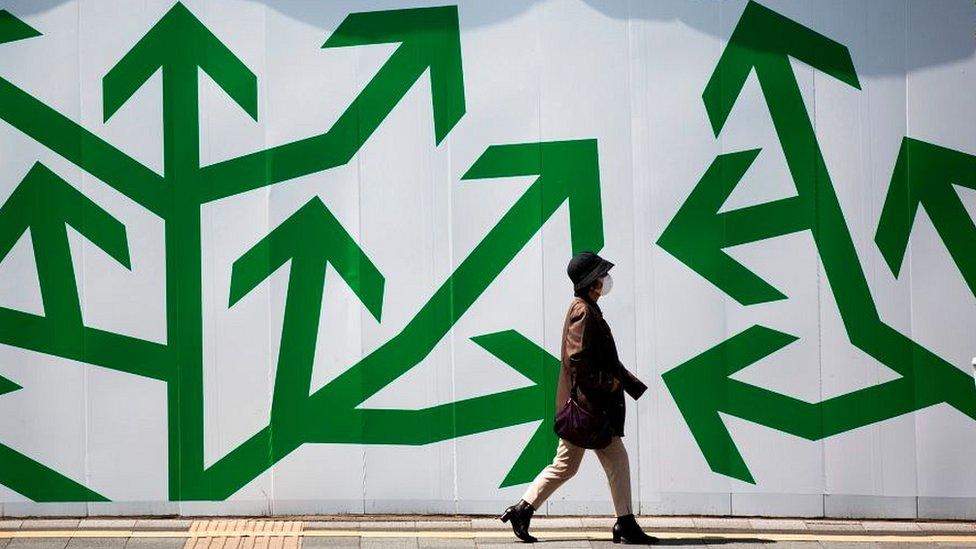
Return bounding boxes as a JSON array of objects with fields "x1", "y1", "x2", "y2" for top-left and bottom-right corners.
[
  {"x1": 179, "y1": 520, "x2": 302, "y2": 549},
  {"x1": 3, "y1": 525, "x2": 976, "y2": 543}
]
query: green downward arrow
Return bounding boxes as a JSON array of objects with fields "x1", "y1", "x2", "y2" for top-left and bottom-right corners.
[
  {"x1": 229, "y1": 197, "x2": 384, "y2": 456},
  {"x1": 199, "y1": 5, "x2": 465, "y2": 202},
  {"x1": 876, "y1": 137, "x2": 976, "y2": 297}
]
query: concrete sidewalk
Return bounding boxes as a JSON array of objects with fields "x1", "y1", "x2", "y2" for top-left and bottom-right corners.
[{"x1": 1, "y1": 516, "x2": 975, "y2": 548}]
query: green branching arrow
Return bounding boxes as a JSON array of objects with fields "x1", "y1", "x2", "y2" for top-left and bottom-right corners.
[
  {"x1": 229, "y1": 197, "x2": 384, "y2": 456},
  {"x1": 312, "y1": 139, "x2": 601, "y2": 409},
  {"x1": 199, "y1": 139, "x2": 602, "y2": 498},
  {"x1": 660, "y1": 0, "x2": 976, "y2": 484},
  {"x1": 101, "y1": 1, "x2": 260, "y2": 499},
  {"x1": 0, "y1": 10, "x2": 40, "y2": 45},
  {"x1": 876, "y1": 137, "x2": 976, "y2": 297},
  {"x1": 198, "y1": 5, "x2": 465, "y2": 202}
]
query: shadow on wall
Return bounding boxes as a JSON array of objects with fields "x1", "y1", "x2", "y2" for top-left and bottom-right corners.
[{"x1": 3, "y1": 0, "x2": 975, "y2": 76}]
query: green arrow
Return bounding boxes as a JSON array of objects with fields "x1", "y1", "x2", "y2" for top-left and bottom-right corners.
[
  {"x1": 228, "y1": 197, "x2": 384, "y2": 455},
  {"x1": 657, "y1": 149, "x2": 812, "y2": 305},
  {"x1": 102, "y1": 1, "x2": 259, "y2": 499},
  {"x1": 0, "y1": 163, "x2": 129, "y2": 333},
  {"x1": 198, "y1": 5, "x2": 465, "y2": 202},
  {"x1": 663, "y1": 326, "x2": 799, "y2": 483},
  {"x1": 876, "y1": 137, "x2": 976, "y2": 297},
  {"x1": 102, "y1": 2, "x2": 257, "y2": 124},
  {"x1": 470, "y1": 330, "x2": 560, "y2": 488},
  {"x1": 0, "y1": 10, "x2": 40, "y2": 44},
  {"x1": 0, "y1": 444, "x2": 107, "y2": 502},
  {"x1": 0, "y1": 165, "x2": 167, "y2": 381},
  {"x1": 0, "y1": 374, "x2": 20, "y2": 397},
  {"x1": 660, "y1": 0, "x2": 976, "y2": 484},
  {"x1": 311, "y1": 139, "x2": 601, "y2": 409},
  {"x1": 702, "y1": 0, "x2": 859, "y2": 137},
  {"x1": 198, "y1": 139, "x2": 602, "y2": 498},
  {"x1": 323, "y1": 5, "x2": 464, "y2": 146}
]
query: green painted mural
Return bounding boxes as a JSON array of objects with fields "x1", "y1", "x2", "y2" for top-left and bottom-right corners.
[
  {"x1": 657, "y1": 1, "x2": 976, "y2": 484},
  {"x1": 0, "y1": 0, "x2": 973, "y2": 513}
]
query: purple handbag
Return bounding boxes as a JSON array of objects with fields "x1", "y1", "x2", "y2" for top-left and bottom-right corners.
[{"x1": 554, "y1": 384, "x2": 613, "y2": 450}]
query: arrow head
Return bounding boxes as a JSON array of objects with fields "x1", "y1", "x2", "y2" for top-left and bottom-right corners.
[
  {"x1": 229, "y1": 197, "x2": 383, "y2": 321},
  {"x1": 876, "y1": 138, "x2": 976, "y2": 289},
  {"x1": 0, "y1": 163, "x2": 130, "y2": 270},
  {"x1": 662, "y1": 325, "x2": 798, "y2": 484},
  {"x1": 323, "y1": 5, "x2": 464, "y2": 144},
  {"x1": 0, "y1": 10, "x2": 41, "y2": 45},
  {"x1": 703, "y1": 0, "x2": 860, "y2": 136},
  {"x1": 471, "y1": 330, "x2": 560, "y2": 487},
  {"x1": 657, "y1": 149, "x2": 793, "y2": 306},
  {"x1": 0, "y1": 374, "x2": 20, "y2": 397},
  {"x1": 462, "y1": 139, "x2": 604, "y2": 255},
  {"x1": 103, "y1": 2, "x2": 257, "y2": 122}
]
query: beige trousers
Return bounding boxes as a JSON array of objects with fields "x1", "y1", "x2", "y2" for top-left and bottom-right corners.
[{"x1": 521, "y1": 436, "x2": 633, "y2": 516}]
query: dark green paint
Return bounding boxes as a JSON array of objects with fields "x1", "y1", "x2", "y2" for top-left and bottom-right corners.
[
  {"x1": 659, "y1": 1, "x2": 976, "y2": 484},
  {"x1": 876, "y1": 137, "x2": 976, "y2": 296},
  {"x1": 0, "y1": 4, "x2": 590, "y2": 500}
]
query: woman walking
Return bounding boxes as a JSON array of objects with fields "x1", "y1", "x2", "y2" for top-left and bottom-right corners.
[{"x1": 500, "y1": 251, "x2": 656, "y2": 544}]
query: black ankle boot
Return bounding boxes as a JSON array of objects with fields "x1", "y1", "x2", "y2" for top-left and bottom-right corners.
[
  {"x1": 500, "y1": 499, "x2": 537, "y2": 543},
  {"x1": 612, "y1": 514, "x2": 657, "y2": 544}
]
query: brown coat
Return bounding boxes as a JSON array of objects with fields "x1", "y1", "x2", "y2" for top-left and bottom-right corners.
[{"x1": 556, "y1": 295, "x2": 647, "y2": 436}]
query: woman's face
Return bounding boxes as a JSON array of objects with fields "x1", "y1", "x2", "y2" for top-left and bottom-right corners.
[{"x1": 590, "y1": 275, "x2": 605, "y2": 298}]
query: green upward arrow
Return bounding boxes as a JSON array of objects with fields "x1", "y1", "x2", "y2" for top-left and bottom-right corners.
[
  {"x1": 199, "y1": 140, "x2": 602, "y2": 498},
  {"x1": 228, "y1": 197, "x2": 384, "y2": 458},
  {"x1": 198, "y1": 5, "x2": 465, "y2": 202},
  {"x1": 660, "y1": 0, "x2": 976, "y2": 485},
  {"x1": 323, "y1": 5, "x2": 464, "y2": 146},
  {"x1": 876, "y1": 137, "x2": 976, "y2": 297},
  {"x1": 0, "y1": 163, "x2": 129, "y2": 335},
  {"x1": 701, "y1": 0, "x2": 860, "y2": 137},
  {"x1": 0, "y1": 164, "x2": 166, "y2": 380},
  {"x1": 0, "y1": 166, "x2": 111, "y2": 504},
  {"x1": 102, "y1": 1, "x2": 259, "y2": 499},
  {"x1": 102, "y1": 2, "x2": 256, "y2": 125}
]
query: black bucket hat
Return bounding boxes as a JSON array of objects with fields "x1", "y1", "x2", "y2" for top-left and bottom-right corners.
[{"x1": 567, "y1": 251, "x2": 614, "y2": 293}]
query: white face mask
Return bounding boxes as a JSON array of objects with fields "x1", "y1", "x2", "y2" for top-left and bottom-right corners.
[{"x1": 599, "y1": 273, "x2": 613, "y2": 296}]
